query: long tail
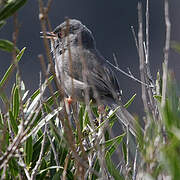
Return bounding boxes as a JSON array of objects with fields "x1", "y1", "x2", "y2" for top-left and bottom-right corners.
[{"x1": 109, "y1": 102, "x2": 143, "y2": 137}]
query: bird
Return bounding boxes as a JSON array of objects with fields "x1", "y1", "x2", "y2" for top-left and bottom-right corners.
[{"x1": 42, "y1": 19, "x2": 140, "y2": 137}]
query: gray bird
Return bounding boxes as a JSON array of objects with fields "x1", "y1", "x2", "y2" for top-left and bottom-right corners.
[{"x1": 44, "y1": 19, "x2": 139, "y2": 136}]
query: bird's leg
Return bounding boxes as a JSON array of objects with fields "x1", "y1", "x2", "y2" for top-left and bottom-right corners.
[
  {"x1": 66, "y1": 96, "x2": 73, "y2": 105},
  {"x1": 64, "y1": 96, "x2": 74, "y2": 116},
  {"x1": 97, "y1": 105, "x2": 106, "y2": 115}
]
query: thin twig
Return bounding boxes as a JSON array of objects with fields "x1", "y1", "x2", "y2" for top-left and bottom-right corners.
[
  {"x1": 138, "y1": 2, "x2": 149, "y2": 114},
  {"x1": 145, "y1": 0, "x2": 149, "y2": 65},
  {"x1": 12, "y1": 13, "x2": 19, "y2": 61},
  {"x1": 17, "y1": 153, "x2": 31, "y2": 180},
  {"x1": 113, "y1": 53, "x2": 119, "y2": 68},
  {"x1": 47, "y1": 131, "x2": 60, "y2": 166},
  {"x1": 31, "y1": 121, "x2": 47, "y2": 179},
  {"x1": 126, "y1": 125, "x2": 129, "y2": 168},
  {"x1": 106, "y1": 57, "x2": 148, "y2": 87},
  {"x1": 161, "y1": 0, "x2": 171, "y2": 107},
  {"x1": 132, "y1": 145, "x2": 138, "y2": 180},
  {"x1": 131, "y1": 26, "x2": 139, "y2": 51},
  {"x1": 31, "y1": 77, "x2": 47, "y2": 179},
  {"x1": 97, "y1": 114, "x2": 108, "y2": 179},
  {"x1": 125, "y1": 125, "x2": 129, "y2": 179},
  {"x1": 62, "y1": 153, "x2": 70, "y2": 180},
  {"x1": 1, "y1": 164, "x2": 7, "y2": 180},
  {"x1": 38, "y1": 0, "x2": 64, "y2": 100},
  {"x1": 38, "y1": 54, "x2": 60, "y2": 110},
  {"x1": 0, "y1": 119, "x2": 24, "y2": 169},
  {"x1": 144, "y1": 0, "x2": 158, "y2": 121},
  {"x1": 46, "y1": 0, "x2": 53, "y2": 12}
]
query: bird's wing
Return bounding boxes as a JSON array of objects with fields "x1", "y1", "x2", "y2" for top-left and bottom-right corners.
[
  {"x1": 60, "y1": 47, "x2": 121, "y2": 101},
  {"x1": 85, "y1": 49, "x2": 121, "y2": 101}
]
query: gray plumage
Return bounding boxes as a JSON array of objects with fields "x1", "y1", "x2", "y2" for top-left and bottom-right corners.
[{"x1": 50, "y1": 19, "x2": 138, "y2": 136}]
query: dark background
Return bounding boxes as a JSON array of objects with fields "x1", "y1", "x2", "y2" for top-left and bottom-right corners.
[{"x1": 0, "y1": 0, "x2": 180, "y2": 115}]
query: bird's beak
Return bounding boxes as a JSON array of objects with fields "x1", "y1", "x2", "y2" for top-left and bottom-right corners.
[{"x1": 40, "y1": 31, "x2": 57, "y2": 39}]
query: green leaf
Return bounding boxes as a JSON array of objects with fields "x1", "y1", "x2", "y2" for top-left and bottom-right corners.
[
  {"x1": 16, "y1": 46, "x2": 26, "y2": 61},
  {"x1": 37, "y1": 158, "x2": 48, "y2": 179},
  {"x1": 0, "y1": 39, "x2": 19, "y2": 53},
  {"x1": 105, "y1": 133, "x2": 125, "y2": 156},
  {"x1": 78, "y1": 104, "x2": 85, "y2": 131},
  {"x1": 171, "y1": 41, "x2": 180, "y2": 55},
  {"x1": 30, "y1": 89, "x2": 40, "y2": 102},
  {"x1": 24, "y1": 107, "x2": 62, "y2": 140},
  {"x1": 122, "y1": 142, "x2": 127, "y2": 164},
  {"x1": 0, "y1": 90, "x2": 9, "y2": 108},
  {"x1": 52, "y1": 168, "x2": 74, "y2": 180},
  {"x1": 106, "y1": 151, "x2": 124, "y2": 179},
  {"x1": 50, "y1": 120, "x2": 63, "y2": 145},
  {"x1": 24, "y1": 136, "x2": 33, "y2": 166},
  {"x1": 124, "y1": 93, "x2": 136, "y2": 108},
  {"x1": 31, "y1": 134, "x2": 43, "y2": 168},
  {"x1": 0, "y1": 0, "x2": 27, "y2": 21},
  {"x1": 162, "y1": 137, "x2": 180, "y2": 180},
  {"x1": 0, "y1": 47, "x2": 26, "y2": 87},
  {"x1": 0, "y1": 20, "x2": 6, "y2": 29},
  {"x1": 154, "y1": 95, "x2": 162, "y2": 102},
  {"x1": 19, "y1": 80, "x2": 29, "y2": 101},
  {"x1": 38, "y1": 166, "x2": 64, "y2": 175},
  {"x1": 103, "y1": 133, "x2": 125, "y2": 148},
  {"x1": 9, "y1": 110, "x2": 18, "y2": 134},
  {"x1": 12, "y1": 85, "x2": 20, "y2": 120},
  {"x1": 45, "y1": 91, "x2": 59, "y2": 106},
  {"x1": 26, "y1": 75, "x2": 53, "y2": 103},
  {"x1": 9, "y1": 157, "x2": 19, "y2": 177},
  {"x1": 107, "y1": 106, "x2": 120, "y2": 119}
]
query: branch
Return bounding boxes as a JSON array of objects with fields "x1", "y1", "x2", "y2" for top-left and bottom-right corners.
[{"x1": 161, "y1": 0, "x2": 171, "y2": 107}]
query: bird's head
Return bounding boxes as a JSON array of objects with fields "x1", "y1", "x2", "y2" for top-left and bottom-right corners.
[{"x1": 41, "y1": 19, "x2": 96, "y2": 54}]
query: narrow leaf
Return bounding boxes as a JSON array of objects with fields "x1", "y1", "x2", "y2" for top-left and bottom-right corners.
[
  {"x1": 124, "y1": 93, "x2": 136, "y2": 108},
  {"x1": 0, "y1": 0, "x2": 27, "y2": 21},
  {"x1": 16, "y1": 47, "x2": 26, "y2": 61},
  {"x1": 0, "y1": 39, "x2": 19, "y2": 53},
  {"x1": 153, "y1": 95, "x2": 162, "y2": 102},
  {"x1": 0, "y1": 20, "x2": 6, "y2": 29},
  {"x1": 12, "y1": 85, "x2": 20, "y2": 120},
  {"x1": 0, "y1": 47, "x2": 26, "y2": 87},
  {"x1": 24, "y1": 136, "x2": 33, "y2": 166},
  {"x1": 101, "y1": 133, "x2": 125, "y2": 149},
  {"x1": 9, "y1": 110, "x2": 18, "y2": 134},
  {"x1": 38, "y1": 166, "x2": 64, "y2": 175},
  {"x1": 23, "y1": 107, "x2": 62, "y2": 141},
  {"x1": 9, "y1": 157, "x2": 19, "y2": 177},
  {"x1": 106, "y1": 133, "x2": 125, "y2": 156},
  {"x1": 106, "y1": 151, "x2": 123, "y2": 179}
]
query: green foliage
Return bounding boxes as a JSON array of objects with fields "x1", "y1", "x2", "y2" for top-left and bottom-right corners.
[
  {"x1": 0, "y1": 47, "x2": 25, "y2": 88},
  {"x1": 0, "y1": 0, "x2": 27, "y2": 21},
  {"x1": 0, "y1": 55, "x2": 127, "y2": 179},
  {"x1": 124, "y1": 93, "x2": 136, "y2": 108},
  {"x1": 1, "y1": 48, "x2": 180, "y2": 179},
  {"x1": 0, "y1": 39, "x2": 19, "y2": 53},
  {"x1": 0, "y1": 20, "x2": 6, "y2": 29},
  {"x1": 106, "y1": 151, "x2": 124, "y2": 180}
]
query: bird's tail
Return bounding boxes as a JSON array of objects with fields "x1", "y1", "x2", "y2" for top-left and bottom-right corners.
[{"x1": 109, "y1": 102, "x2": 142, "y2": 137}]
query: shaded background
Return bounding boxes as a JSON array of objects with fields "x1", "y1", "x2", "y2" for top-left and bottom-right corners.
[{"x1": 0, "y1": 0, "x2": 180, "y2": 115}]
